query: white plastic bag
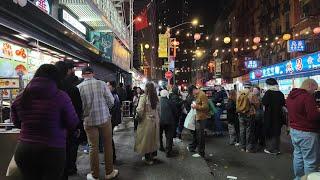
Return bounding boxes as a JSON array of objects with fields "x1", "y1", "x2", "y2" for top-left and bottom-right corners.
[
  {"x1": 184, "y1": 108, "x2": 196, "y2": 130},
  {"x1": 6, "y1": 155, "x2": 20, "y2": 177}
]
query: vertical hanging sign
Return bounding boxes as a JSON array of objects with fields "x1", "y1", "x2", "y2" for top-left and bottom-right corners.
[{"x1": 158, "y1": 34, "x2": 168, "y2": 58}]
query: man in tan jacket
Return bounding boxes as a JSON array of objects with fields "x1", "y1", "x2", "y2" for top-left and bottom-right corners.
[{"x1": 188, "y1": 85, "x2": 209, "y2": 157}]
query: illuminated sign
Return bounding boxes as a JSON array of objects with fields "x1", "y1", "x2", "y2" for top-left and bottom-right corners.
[
  {"x1": 62, "y1": 9, "x2": 86, "y2": 35},
  {"x1": 245, "y1": 60, "x2": 259, "y2": 69},
  {"x1": 250, "y1": 51, "x2": 320, "y2": 81},
  {"x1": 287, "y1": 40, "x2": 305, "y2": 52},
  {"x1": 158, "y1": 34, "x2": 168, "y2": 58},
  {"x1": 35, "y1": 0, "x2": 50, "y2": 14}
]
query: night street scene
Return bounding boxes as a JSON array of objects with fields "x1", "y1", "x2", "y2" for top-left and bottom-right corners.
[{"x1": 0, "y1": 0, "x2": 320, "y2": 180}]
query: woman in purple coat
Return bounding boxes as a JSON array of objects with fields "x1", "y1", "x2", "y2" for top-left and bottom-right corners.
[{"x1": 11, "y1": 64, "x2": 79, "y2": 180}]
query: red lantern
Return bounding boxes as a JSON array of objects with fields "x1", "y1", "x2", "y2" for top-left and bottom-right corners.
[
  {"x1": 253, "y1": 37, "x2": 261, "y2": 44},
  {"x1": 313, "y1": 27, "x2": 320, "y2": 34},
  {"x1": 194, "y1": 33, "x2": 201, "y2": 40}
]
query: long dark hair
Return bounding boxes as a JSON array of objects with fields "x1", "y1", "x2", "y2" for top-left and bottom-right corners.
[
  {"x1": 145, "y1": 82, "x2": 158, "y2": 110},
  {"x1": 21, "y1": 64, "x2": 61, "y2": 108}
]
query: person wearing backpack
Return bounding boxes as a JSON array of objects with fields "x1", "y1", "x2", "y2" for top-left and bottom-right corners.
[{"x1": 236, "y1": 82, "x2": 255, "y2": 153}]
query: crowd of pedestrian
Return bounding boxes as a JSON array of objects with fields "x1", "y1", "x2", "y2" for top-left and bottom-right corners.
[{"x1": 9, "y1": 63, "x2": 320, "y2": 180}]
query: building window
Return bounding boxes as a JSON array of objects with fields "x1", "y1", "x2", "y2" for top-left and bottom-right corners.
[{"x1": 300, "y1": 0, "x2": 310, "y2": 19}]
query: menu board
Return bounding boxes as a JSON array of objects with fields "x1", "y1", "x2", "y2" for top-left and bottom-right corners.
[
  {"x1": 0, "y1": 89, "x2": 20, "y2": 100},
  {"x1": 0, "y1": 40, "x2": 28, "y2": 63},
  {"x1": 0, "y1": 58, "x2": 28, "y2": 78},
  {"x1": 0, "y1": 78, "x2": 19, "y2": 89}
]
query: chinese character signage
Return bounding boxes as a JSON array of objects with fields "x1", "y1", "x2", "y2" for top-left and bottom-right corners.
[
  {"x1": 88, "y1": 32, "x2": 113, "y2": 62},
  {"x1": 35, "y1": 0, "x2": 50, "y2": 14},
  {"x1": 287, "y1": 40, "x2": 305, "y2": 52},
  {"x1": 169, "y1": 56, "x2": 175, "y2": 71},
  {"x1": 250, "y1": 51, "x2": 320, "y2": 81},
  {"x1": 245, "y1": 60, "x2": 259, "y2": 69},
  {"x1": 215, "y1": 58, "x2": 221, "y2": 77},
  {"x1": 62, "y1": 9, "x2": 87, "y2": 35},
  {"x1": 158, "y1": 34, "x2": 168, "y2": 58}
]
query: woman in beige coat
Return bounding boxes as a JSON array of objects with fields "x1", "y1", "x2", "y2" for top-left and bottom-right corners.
[{"x1": 134, "y1": 82, "x2": 160, "y2": 165}]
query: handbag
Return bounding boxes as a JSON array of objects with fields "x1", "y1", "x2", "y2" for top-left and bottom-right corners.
[{"x1": 184, "y1": 108, "x2": 196, "y2": 130}]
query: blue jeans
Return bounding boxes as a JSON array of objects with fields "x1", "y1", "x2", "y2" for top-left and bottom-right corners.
[
  {"x1": 290, "y1": 128, "x2": 320, "y2": 180},
  {"x1": 214, "y1": 108, "x2": 223, "y2": 134}
]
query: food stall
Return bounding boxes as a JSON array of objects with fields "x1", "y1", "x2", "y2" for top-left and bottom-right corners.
[{"x1": 250, "y1": 51, "x2": 320, "y2": 97}]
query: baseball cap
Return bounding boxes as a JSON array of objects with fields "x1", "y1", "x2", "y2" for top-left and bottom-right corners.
[{"x1": 82, "y1": 67, "x2": 94, "y2": 74}]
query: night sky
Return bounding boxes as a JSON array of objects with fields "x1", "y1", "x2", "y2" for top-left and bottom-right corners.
[{"x1": 190, "y1": 0, "x2": 233, "y2": 32}]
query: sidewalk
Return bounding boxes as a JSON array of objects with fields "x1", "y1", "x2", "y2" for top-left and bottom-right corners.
[{"x1": 70, "y1": 118, "x2": 213, "y2": 180}]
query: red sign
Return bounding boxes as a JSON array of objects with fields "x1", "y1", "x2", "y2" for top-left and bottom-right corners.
[{"x1": 165, "y1": 71, "x2": 173, "y2": 79}]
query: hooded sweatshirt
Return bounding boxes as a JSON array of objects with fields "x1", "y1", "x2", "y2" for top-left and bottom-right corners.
[{"x1": 286, "y1": 88, "x2": 320, "y2": 133}]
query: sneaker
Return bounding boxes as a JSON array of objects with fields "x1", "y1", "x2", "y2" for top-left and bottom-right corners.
[
  {"x1": 144, "y1": 160, "x2": 154, "y2": 165},
  {"x1": 240, "y1": 148, "x2": 245, "y2": 152},
  {"x1": 264, "y1": 149, "x2": 278, "y2": 155},
  {"x1": 86, "y1": 173, "x2": 98, "y2": 180},
  {"x1": 235, "y1": 143, "x2": 240, "y2": 147},
  {"x1": 105, "y1": 169, "x2": 119, "y2": 179},
  {"x1": 192, "y1": 153, "x2": 201, "y2": 158}
]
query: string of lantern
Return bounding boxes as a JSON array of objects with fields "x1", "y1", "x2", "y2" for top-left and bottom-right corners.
[{"x1": 211, "y1": 27, "x2": 320, "y2": 55}]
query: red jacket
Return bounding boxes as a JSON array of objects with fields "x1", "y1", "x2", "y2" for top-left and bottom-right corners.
[{"x1": 286, "y1": 88, "x2": 320, "y2": 133}]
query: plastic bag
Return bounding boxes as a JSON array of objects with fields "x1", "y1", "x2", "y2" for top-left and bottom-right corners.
[{"x1": 184, "y1": 108, "x2": 196, "y2": 130}]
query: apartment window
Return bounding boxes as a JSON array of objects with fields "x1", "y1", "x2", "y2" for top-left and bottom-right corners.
[{"x1": 300, "y1": 0, "x2": 310, "y2": 19}]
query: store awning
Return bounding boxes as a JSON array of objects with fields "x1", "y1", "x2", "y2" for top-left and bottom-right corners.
[{"x1": 59, "y1": 0, "x2": 130, "y2": 49}]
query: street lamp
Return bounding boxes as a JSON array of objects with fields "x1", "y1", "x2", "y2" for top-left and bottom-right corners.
[{"x1": 191, "y1": 19, "x2": 199, "y2": 26}]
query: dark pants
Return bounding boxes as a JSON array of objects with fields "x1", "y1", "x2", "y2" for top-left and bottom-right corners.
[
  {"x1": 265, "y1": 136, "x2": 280, "y2": 153},
  {"x1": 177, "y1": 113, "x2": 187, "y2": 138},
  {"x1": 173, "y1": 114, "x2": 181, "y2": 138},
  {"x1": 254, "y1": 118, "x2": 265, "y2": 149},
  {"x1": 62, "y1": 134, "x2": 79, "y2": 179},
  {"x1": 160, "y1": 124, "x2": 174, "y2": 153},
  {"x1": 214, "y1": 108, "x2": 223, "y2": 134},
  {"x1": 189, "y1": 120, "x2": 206, "y2": 155},
  {"x1": 239, "y1": 115, "x2": 255, "y2": 151},
  {"x1": 15, "y1": 142, "x2": 66, "y2": 180}
]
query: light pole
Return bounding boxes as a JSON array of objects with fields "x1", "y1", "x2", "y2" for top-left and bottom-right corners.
[{"x1": 164, "y1": 19, "x2": 199, "y2": 85}]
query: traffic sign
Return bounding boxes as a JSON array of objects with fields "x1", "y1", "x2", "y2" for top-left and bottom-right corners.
[{"x1": 165, "y1": 71, "x2": 173, "y2": 79}]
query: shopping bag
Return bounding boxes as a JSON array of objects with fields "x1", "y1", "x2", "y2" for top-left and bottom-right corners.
[
  {"x1": 6, "y1": 155, "x2": 21, "y2": 177},
  {"x1": 184, "y1": 108, "x2": 196, "y2": 130}
]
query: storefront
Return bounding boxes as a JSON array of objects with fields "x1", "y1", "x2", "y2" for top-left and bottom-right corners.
[{"x1": 249, "y1": 51, "x2": 320, "y2": 96}]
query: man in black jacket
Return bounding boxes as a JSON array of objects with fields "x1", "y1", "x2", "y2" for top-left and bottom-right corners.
[
  {"x1": 55, "y1": 61, "x2": 83, "y2": 178},
  {"x1": 160, "y1": 89, "x2": 177, "y2": 157},
  {"x1": 212, "y1": 85, "x2": 225, "y2": 136},
  {"x1": 107, "y1": 81, "x2": 122, "y2": 162}
]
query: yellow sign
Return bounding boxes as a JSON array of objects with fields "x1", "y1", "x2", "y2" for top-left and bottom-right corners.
[{"x1": 158, "y1": 34, "x2": 168, "y2": 58}]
